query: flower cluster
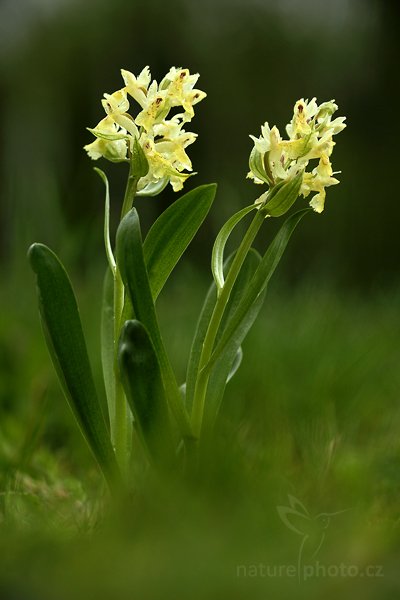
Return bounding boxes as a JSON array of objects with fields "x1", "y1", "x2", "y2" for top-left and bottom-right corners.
[
  {"x1": 248, "y1": 98, "x2": 346, "y2": 212},
  {"x1": 84, "y1": 66, "x2": 206, "y2": 193}
]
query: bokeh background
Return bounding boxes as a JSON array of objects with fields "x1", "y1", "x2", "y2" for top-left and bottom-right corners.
[
  {"x1": 1, "y1": 1, "x2": 400, "y2": 599},
  {"x1": 0, "y1": 0, "x2": 398, "y2": 286}
]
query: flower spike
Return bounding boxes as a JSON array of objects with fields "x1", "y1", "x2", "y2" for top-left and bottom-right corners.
[
  {"x1": 84, "y1": 65, "x2": 206, "y2": 196},
  {"x1": 248, "y1": 98, "x2": 346, "y2": 213}
]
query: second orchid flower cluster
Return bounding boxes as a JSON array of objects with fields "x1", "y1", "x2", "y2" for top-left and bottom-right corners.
[
  {"x1": 248, "y1": 98, "x2": 346, "y2": 213},
  {"x1": 84, "y1": 66, "x2": 206, "y2": 193}
]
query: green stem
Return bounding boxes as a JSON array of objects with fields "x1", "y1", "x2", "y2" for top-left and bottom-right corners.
[
  {"x1": 121, "y1": 170, "x2": 139, "y2": 220},
  {"x1": 113, "y1": 166, "x2": 138, "y2": 472},
  {"x1": 191, "y1": 208, "x2": 266, "y2": 438}
]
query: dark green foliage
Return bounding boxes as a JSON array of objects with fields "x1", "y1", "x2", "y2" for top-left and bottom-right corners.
[
  {"x1": 119, "y1": 320, "x2": 175, "y2": 467},
  {"x1": 28, "y1": 243, "x2": 119, "y2": 488}
]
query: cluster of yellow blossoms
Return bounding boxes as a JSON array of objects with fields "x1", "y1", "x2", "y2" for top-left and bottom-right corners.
[
  {"x1": 248, "y1": 98, "x2": 346, "y2": 212},
  {"x1": 84, "y1": 66, "x2": 206, "y2": 193}
]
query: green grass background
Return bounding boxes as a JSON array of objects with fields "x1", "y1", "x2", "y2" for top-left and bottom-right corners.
[
  {"x1": 1, "y1": 250, "x2": 400, "y2": 598},
  {"x1": 1, "y1": 0, "x2": 400, "y2": 597}
]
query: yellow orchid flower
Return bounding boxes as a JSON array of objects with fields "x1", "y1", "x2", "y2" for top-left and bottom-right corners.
[
  {"x1": 84, "y1": 116, "x2": 128, "y2": 162},
  {"x1": 248, "y1": 98, "x2": 346, "y2": 213},
  {"x1": 85, "y1": 65, "x2": 206, "y2": 193},
  {"x1": 135, "y1": 81, "x2": 168, "y2": 131},
  {"x1": 101, "y1": 89, "x2": 130, "y2": 115},
  {"x1": 300, "y1": 154, "x2": 340, "y2": 213},
  {"x1": 140, "y1": 136, "x2": 192, "y2": 192},
  {"x1": 160, "y1": 67, "x2": 207, "y2": 121},
  {"x1": 121, "y1": 66, "x2": 151, "y2": 108}
]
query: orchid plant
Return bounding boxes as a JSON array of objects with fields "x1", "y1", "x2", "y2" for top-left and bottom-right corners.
[{"x1": 28, "y1": 66, "x2": 345, "y2": 490}]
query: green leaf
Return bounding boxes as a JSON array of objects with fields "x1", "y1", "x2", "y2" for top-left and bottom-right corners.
[
  {"x1": 211, "y1": 203, "x2": 256, "y2": 293},
  {"x1": 87, "y1": 127, "x2": 129, "y2": 142},
  {"x1": 264, "y1": 171, "x2": 303, "y2": 217},
  {"x1": 118, "y1": 320, "x2": 175, "y2": 467},
  {"x1": 136, "y1": 177, "x2": 169, "y2": 197},
  {"x1": 131, "y1": 136, "x2": 149, "y2": 179},
  {"x1": 94, "y1": 167, "x2": 116, "y2": 274},
  {"x1": 28, "y1": 244, "x2": 119, "y2": 488},
  {"x1": 101, "y1": 268, "x2": 115, "y2": 432},
  {"x1": 207, "y1": 208, "x2": 310, "y2": 371},
  {"x1": 143, "y1": 183, "x2": 217, "y2": 300},
  {"x1": 249, "y1": 146, "x2": 270, "y2": 185},
  {"x1": 186, "y1": 249, "x2": 265, "y2": 428},
  {"x1": 116, "y1": 208, "x2": 193, "y2": 439},
  {"x1": 226, "y1": 347, "x2": 243, "y2": 384}
]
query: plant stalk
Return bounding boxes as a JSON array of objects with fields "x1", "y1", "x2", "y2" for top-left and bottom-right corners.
[
  {"x1": 112, "y1": 166, "x2": 138, "y2": 472},
  {"x1": 191, "y1": 208, "x2": 266, "y2": 438}
]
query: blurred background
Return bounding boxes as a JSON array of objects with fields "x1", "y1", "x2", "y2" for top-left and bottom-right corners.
[
  {"x1": 0, "y1": 0, "x2": 398, "y2": 285},
  {"x1": 0, "y1": 1, "x2": 400, "y2": 598}
]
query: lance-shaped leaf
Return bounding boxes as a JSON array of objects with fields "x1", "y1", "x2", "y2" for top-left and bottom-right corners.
[
  {"x1": 143, "y1": 183, "x2": 217, "y2": 300},
  {"x1": 94, "y1": 167, "x2": 116, "y2": 274},
  {"x1": 116, "y1": 209, "x2": 193, "y2": 439},
  {"x1": 118, "y1": 320, "x2": 175, "y2": 467},
  {"x1": 186, "y1": 249, "x2": 265, "y2": 429},
  {"x1": 211, "y1": 203, "x2": 256, "y2": 293},
  {"x1": 206, "y1": 208, "x2": 310, "y2": 372},
  {"x1": 28, "y1": 243, "x2": 119, "y2": 488},
  {"x1": 101, "y1": 268, "x2": 115, "y2": 432}
]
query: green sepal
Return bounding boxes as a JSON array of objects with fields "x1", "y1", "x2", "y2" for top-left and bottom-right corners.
[
  {"x1": 28, "y1": 243, "x2": 119, "y2": 488},
  {"x1": 131, "y1": 136, "x2": 149, "y2": 179},
  {"x1": 118, "y1": 320, "x2": 175, "y2": 468},
  {"x1": 144, "y1": 183, "x2": 217, "y2": 300},
  {"x1": 136, "y1": 177, "x2": 169, "y2": 197},
  {"x1": 263, "y1": 171, "x2": 303, "y2": 217},
  {"x1": 249, "y1": 147, "x2": 270, "y2": 185},
  {"x1": 86, "y1": 127, "x2": 129, "y2": 142}
]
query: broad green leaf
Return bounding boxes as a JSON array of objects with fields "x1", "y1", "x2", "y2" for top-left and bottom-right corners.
[
  {"x1": 119, "y1": 320, "x2": 174, "y2": 467},
  {"x1": 116, "y1": 208, "x2": 193, "y2": 439},
  {"x1": 28, "y1": 243, "x2": 119, "y2": 488},
  {"x1": 143, "y1": 183, "x2": 217, "y2": 300},
  {"x1": 211, "y1": 203, "x2": 256, "y2": 292},
  {"x1": 207, "y1": 208, "x2": 310, "y2": 371},
  {"x1": 186, "y1": 249, "x2": 265, "y2": 429},
  {"x1": 101, "y1": 268, "x2": 115, "y2": 432}
]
